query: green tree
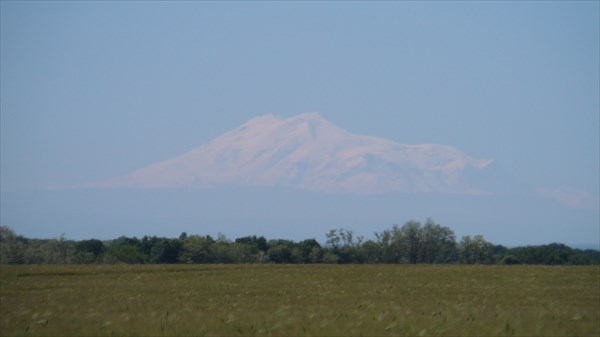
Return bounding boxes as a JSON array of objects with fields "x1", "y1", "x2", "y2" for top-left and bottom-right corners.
[
  {"x1": 211, "y1": 234, "x2": 236, "y2": 263},
  {"x1": 106, "y1": 244, "x2": 146, "y2": 264},
  {"x1": 22, "y1": 240, "x2": 44, "y2": 264},
  {"x1": 361, "y1": 239, "x2": 384, "y2": 263},
  {"x1": 235, "y1": 236, "x2": 268, "y2": 253},
  {"x1": 297, "y1": 239, "x2": 322, "y2": 263},
  {"x1": 40, "y1": 235, "x2": 76, "y2": 264},
  {"x1": 419, "y1": 218, "x2": 456, "y2": 264},
  {"x1": 150, "y1": 238, "x2": 182, "y2": 264},
  {"x1": 374, "y1": 225, "x2": 402, "y2": 263},
  {"x1": 504, "y1": 243, "x2": 594, "y2": 265},
  {"x1": 180, "y1": 235, "x2": 215, "y2": 263},
  {"x1": 501, "y1": 255, "x2": 521, "y2": 265},
  {"x1": 75, "y1": 239, "x2": 105, "y2": 263},
  {"x1": 266, "y1": 243, "x2": 294, "y2": 263},
  {"x1": 325, "y1": 229, "x2": 341, "y2": 251},
  {"x1": 325, "y1": 228, "x2": 364, "y2": 263},
  {"x1": 0, "y1": 226, "x2": 25, "y2": 264},
  {"x1": 401, "y1": 221, "x2": 422, "y2": 264},
  {"x1": 459, "y1": 235, "x2": 493, "y2": 264}
]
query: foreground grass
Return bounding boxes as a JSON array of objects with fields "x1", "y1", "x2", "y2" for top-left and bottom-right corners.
[{"x1": 0, "y1": 264, "x2": 598, "y2": 336}]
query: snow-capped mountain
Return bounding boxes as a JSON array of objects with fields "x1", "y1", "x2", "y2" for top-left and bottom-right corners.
[{"x1": 89, "y1": 112, "x2": 493, "y2": 194}]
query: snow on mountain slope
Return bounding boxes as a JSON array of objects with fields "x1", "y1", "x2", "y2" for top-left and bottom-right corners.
[{"x1": 89, "y1": 112, "x2": 493, "y2": 194}]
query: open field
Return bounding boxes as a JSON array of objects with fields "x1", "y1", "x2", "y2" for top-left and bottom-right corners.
[{"x1": 1, "y1": 264, "x2": 598, "y2": 336}]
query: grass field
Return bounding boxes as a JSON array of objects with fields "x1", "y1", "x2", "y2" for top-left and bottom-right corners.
[{"x1": 1, "y1": 264, "x2": 598, "y2": 336}]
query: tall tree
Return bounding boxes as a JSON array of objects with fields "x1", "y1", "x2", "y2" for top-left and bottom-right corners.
[
  {"x1": 419, "y1": 218, "x2": 456, "y2": 264},
  {"x1": 0, "y1": 226, "x2": 25, "y2": 264},
  {"x1": 401, "y1": 221, "x2": 422, "y2": 264},
  {"x1": 459, "y1": 235, "x2": 493, "y2": 264}
]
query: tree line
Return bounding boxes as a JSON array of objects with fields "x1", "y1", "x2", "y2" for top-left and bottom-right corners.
[{"x1": 1, "y1": 219, "x2": 598, "y2": 265}]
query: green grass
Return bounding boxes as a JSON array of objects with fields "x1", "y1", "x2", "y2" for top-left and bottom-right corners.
[{"x1": 1, "y1": 264, "x2": 598, "y2": 336}]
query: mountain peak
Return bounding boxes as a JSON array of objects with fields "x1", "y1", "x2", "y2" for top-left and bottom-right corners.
[
  {"x1": 290, "y1": 111, "x2": 325, "y2": 121},
  {"x1": 236, "y1": 114, "x2": 282, "y2": 129},
  {"x1": 241, "y1": 112, "x2": 325, "y2": 125},
  {"x1": 89, "y1": 112, "x2": 493, "y2": 194}
]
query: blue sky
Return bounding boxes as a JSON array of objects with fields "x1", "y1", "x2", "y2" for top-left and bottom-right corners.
[{"x1": 1, "y1": 1, "x2": 598, "y2": 245}]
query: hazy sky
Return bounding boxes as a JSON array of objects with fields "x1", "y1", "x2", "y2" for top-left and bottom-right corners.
[{"x1": 1, "y1": 1, "x2": 598, "y2": 245}]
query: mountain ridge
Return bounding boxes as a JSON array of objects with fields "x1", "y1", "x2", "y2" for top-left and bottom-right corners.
[{"x1": 86, "y1": 112, "x2": 494, "y2": 194}]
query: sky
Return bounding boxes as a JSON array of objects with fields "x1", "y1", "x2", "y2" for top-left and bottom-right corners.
[{"x1": 1, "y1": 1, "x2": 598, "y2": 246}]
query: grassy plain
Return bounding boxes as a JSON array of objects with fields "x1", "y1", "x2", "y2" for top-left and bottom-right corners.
[{"x1": 0, "y1": 264, "x2": 598, "y2": 336}]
